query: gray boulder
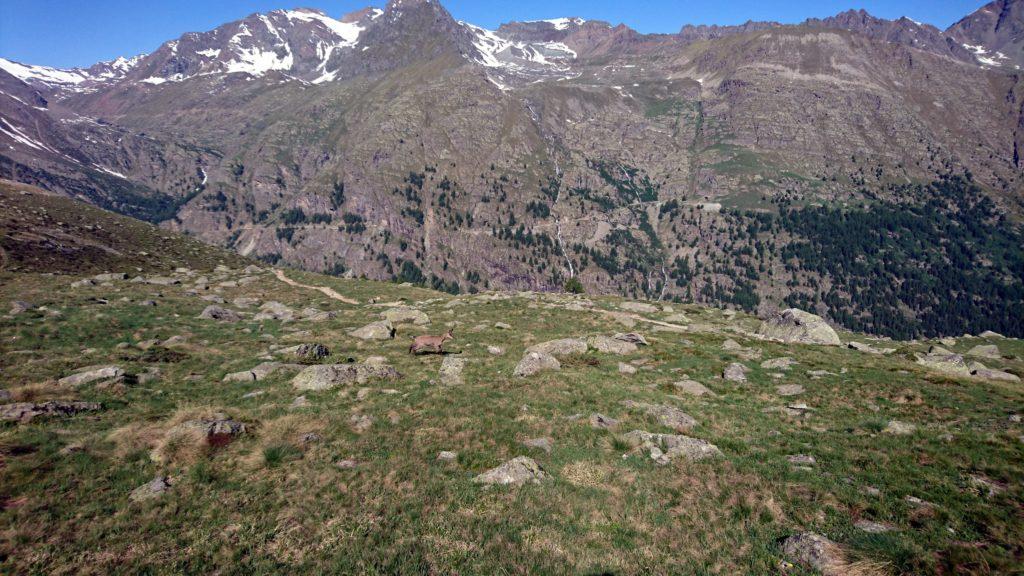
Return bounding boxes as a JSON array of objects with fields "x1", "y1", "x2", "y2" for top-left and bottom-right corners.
[
  {"x1": 514, "y1": 352, "x2": 561, "y2": 377},
  {"x1": 1, "y1": 401, "x2": 102, "y2": 422},
  {"x1": 614, "y1": 332, "x2": 649, "y2": 346},
  {"x1": 622, "y1": 401, "x2": 698, "y2": 432},
  {"x1": 381, "y1": 307, "x2": 430, "y2": 325},
  {"x1": 292, "y1": 363, "x2": 400, "y2": 391},
  {"x1": 222, "y1": 362, "x2": 301, "y2": 383},
  {"x1": 757, "y1": 309, "x2": 841, "y2": 346},
  {"x1": 278, "y1": 343, "x2": 331, "y2": 362},
  {"x1": 780, "y1": 533, "x2": 846, "y2": 575},
  {"x1": 58, "y1": 366, "x2": 124, "y2": 387},
  {"x1": 349, "y1": 320, "x2": 395, "y2": 340},
  {"x1": 916, "y1": 347, "x2": 971, "y2": 377},
  {"x1": 473, "y1": 456, "x2": 548, "y2": 485},
  {"x1": 198, "y1": 305, "x2": 242, "y2": 322},
  {"x1": 129, "y1": 476, "x2": 173, "y2": 502},
  {"x1": 588, "y1": 335, "x2": 637, "y2": 355},
  {"x1": 723, "y1": 363, "x2": 748, "y2": 382},
  {"x1": 254, "y1": 301, "x2": 295, "y2": 322},
  {"x1": 526, "y1": 338, "x2": 588, "y2": 358},
  {"x1": 673, "y1": 380, "x2": 716, "y2": 397},
  {"x1": 966, "y1": 344, "x2": 1001, "y2": 360},
  {"x1": 621, "y1": 430, "x2": 722, "y2": 464},
  {"x1": 439, "y1": 356, "x2": 467, "y2": 386},
  {"x1": 590, "y1": 413, "x2": 618, "y2": 429}
]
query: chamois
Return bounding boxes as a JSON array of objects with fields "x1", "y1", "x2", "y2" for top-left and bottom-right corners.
[{"x1": 409, "y1": 329, "x2": 454, "y2": 355}]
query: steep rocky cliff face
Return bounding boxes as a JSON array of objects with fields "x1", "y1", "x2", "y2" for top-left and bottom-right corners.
[{"x1": 1, "y1": 0, "x2": 1023, "y2": 338}]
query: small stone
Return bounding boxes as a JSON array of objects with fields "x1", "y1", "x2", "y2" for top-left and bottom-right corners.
[
  {"x1": 301, "y1": 433, "x2": 322, "y2": 444},
  {"x1": 437, "y1": 451, "x2": 458, "y2": 462},
  {"x1": 618, "y1": 362, "x2": 637, "y2": 375},
  {"x1": 614, "y1": 332, "x2": 649, "y2": 346},
  {"x1": 335, "y1": 459, "x2": 358, "y2": 469},
  {"x1": 290, "y1": 396, "x2": 310, "y2": 409},
  {"x1": 9, "y1": 300, "x2": 33, "y2": 315},
  {"x1": 494, "y1": 322, "x2": 511, "y2": 330}
]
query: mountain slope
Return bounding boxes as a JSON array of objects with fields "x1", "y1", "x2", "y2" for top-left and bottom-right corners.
[{"x1": 1, "y1": 0, "x2": 1023, "y2": 339}]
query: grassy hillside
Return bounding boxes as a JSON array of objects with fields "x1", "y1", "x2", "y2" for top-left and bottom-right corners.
[{"x1": 0, "y1": 191, "x2": 1022, "y2": 574}]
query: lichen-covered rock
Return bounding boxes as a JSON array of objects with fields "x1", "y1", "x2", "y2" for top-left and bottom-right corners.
[
  {"x1": 621, "y1": 430, "x2": 722, "y2": 464},
  {"x1": 916, "y1": 347, "x2": 971, "y2": 377},
  {"x1": 514, "y1": 352, "x2": 561, "y2": 377},
  {"x1": 381, "y1": 307, "x2": 429, "y2": 325},
  {"x1": 1, "y1": 401, "x2": 102, "y2": 422},
  {"x1": 622, "y1": 401, "x2": 698, "y2": 432},
  {"x1": 723, "y1": 363, "x2": 748, "y2": 382},
  {"x1": 473, "y1": 456, "x2": 548, "y2": 485},
  {"x1": 966, "y1": 344, "x2": 1001, "y2": 359},
  {"x1": 780, "y1": 533, "x2": 847, "y2": 576},
  {"x1": 292, "y1": 363, "x2": 400, "y2": 391},
  {"x1": 526, "y1": 338, "x2": 588, "y2": 357},
  {"x1": 761, "y1": 356, "x2": 798, "y2": 368},
  {"x1": 129, "y1": 476, "x2": 172, "y2": 502},
  {"x1": 349, "y1": 320, "x2": 395, "y2": 340},
  {"x1": 58, "y1": 366, "x2": 124, "y2": 387},
  {"x1": 279, "y1": 343, "x2": 331, "y2": 362},
  {"x1": 673, "y1": 380, "x2": 716, "y2": 397},
  {"x1": 757, "y1": 309, "x2": 841, "y2": 346},
  {"x1": 439, "y1": 356, "x2": 466, "y2": 386},
  {"x1": 198, "y1": 305, "x2": 242, "y2": 322},
  {"x1": 588, "y1": 335, "x2": 637, "y2": 355}
]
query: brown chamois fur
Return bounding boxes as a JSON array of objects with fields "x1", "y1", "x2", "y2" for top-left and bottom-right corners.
[{"x1": 409, "y1": 329, "x2": 454, "y2": 354}]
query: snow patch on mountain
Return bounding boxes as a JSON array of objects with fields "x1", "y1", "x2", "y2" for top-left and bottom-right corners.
[
  {"x1": 530, "y1": 17, "x2": 587, "y2": 30},
  {"x1": 0, "y1": 58, "x2": 88, "y2": 86},
  {"x1": 963, "y1": 43, "x2": 1009, "y2": 67}
]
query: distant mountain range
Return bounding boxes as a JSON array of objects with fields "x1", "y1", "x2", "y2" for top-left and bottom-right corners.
[{"x1": 1, "y1": 0, "x2": 1022, "y2": 338}]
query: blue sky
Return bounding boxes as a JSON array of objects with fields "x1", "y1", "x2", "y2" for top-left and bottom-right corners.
[{"x1": 1, "y1": 0, "x2": 987, "y2": 68}]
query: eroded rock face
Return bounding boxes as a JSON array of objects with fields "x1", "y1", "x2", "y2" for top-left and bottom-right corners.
[
  {"x1": 514, "y1": 351, "x2": 561, "y2": 377},
  {"x1": 1, "y1": 401, "x2": 102, "y2": 422},
  {"x1": 292, "y1": 363, "x2": 401, "y2": 391},
  {"x1": 757, "y1": 309, "x2": 841, "y2": 346},
  {"x1": 473, "y1": 456, "x2": 548, "y2": 485},
  {"x1": 526, "y1": 338, "x2": 588, "y2": 357},
  {"x1": 621, "y1": 430, "x2": 722, "y2": 464}
]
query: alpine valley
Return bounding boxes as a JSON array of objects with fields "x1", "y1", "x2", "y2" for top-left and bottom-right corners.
[{"x1": 3, "y1": 0, "x2": 1024, "y2": 339}]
